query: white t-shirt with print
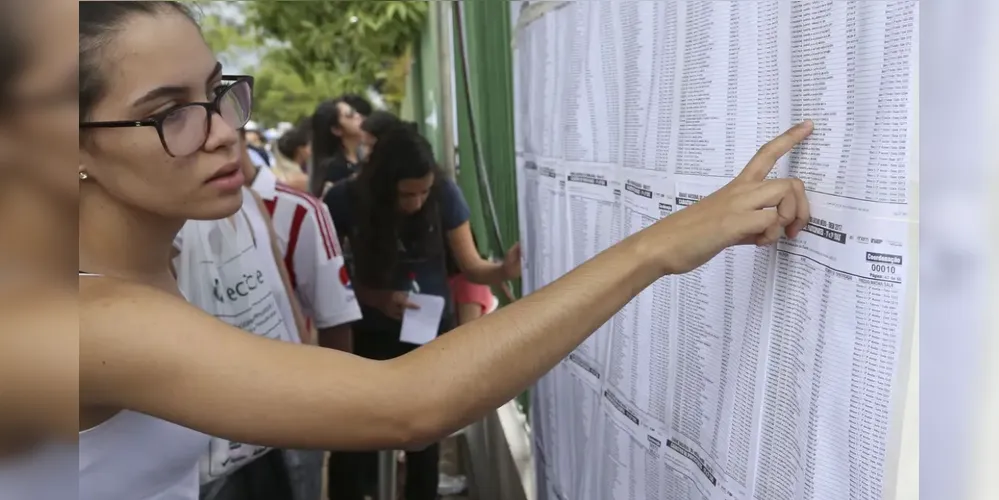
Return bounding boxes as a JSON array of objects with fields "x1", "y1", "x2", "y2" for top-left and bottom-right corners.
[{"x1": 173, "y1": 202, "x2": 295, "y2": 484}]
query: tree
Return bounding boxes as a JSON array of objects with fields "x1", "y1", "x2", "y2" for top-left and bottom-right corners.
[
  {"x1": 249, "y1": 53, "x2": 344, "y2": 127},
  {"x1": 245, "y1": 0, "x2": 428, "y2": 110},
  {"x1": 193, "y1": 4, "x2": 341, "y2": 127}
]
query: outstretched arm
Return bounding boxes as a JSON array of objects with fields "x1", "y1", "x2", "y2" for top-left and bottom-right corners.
[{"x1": 81, "y1": 122, "x2": 812, "y2": 452}]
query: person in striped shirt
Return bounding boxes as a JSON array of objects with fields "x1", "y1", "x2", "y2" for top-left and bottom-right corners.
[
  {"x1": 238, "y1": 130, "x2": 363, "y2": 500},
  {"x1": 240, "y1": 137, "x2": 362, "y2": 353}
]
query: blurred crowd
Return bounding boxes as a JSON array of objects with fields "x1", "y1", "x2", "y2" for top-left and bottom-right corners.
[{"x1": 189, "y1": 90, "x2": 510, "y2": 500}]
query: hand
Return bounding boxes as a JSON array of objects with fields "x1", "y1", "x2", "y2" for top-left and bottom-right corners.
[
  {"x1": 502, "y1": 242, "x2": 522, "y2": 280},
  {"x1": 649, "y1": 120, "x2": 814, "y2": 276},
  {"x1": 378, "y1": 291, "x2": 420, "y2": 321}
]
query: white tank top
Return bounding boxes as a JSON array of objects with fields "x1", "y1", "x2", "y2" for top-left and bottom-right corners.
[
  {"x1": 78, "y1": 273, "x2": 210, "y2": 500},
  {"x1": 0, "y1": 440, "x2": 78, "y2": 499},
  {"x1": 79, "y1": 410, "x2": 208, "y2": 500}
]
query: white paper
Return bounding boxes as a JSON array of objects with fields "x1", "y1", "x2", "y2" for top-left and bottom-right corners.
[
  {"x1": 753, "y1": 206, "x2": 911, "y2": 500},
  {"x1": 399, "y1": 293, "x2": 445, "y2": 346},
  {"x1": 514, "y1": 2, "x2": 918, "y2": 499},
  {"x1": 565, "y1": 161, "x2": 621, "y2": 387},
  {"x1": 671, "y1": 180, "x2": 776, "y2": 499},
  {"x1": 605, "y1": 168, "x2": 674, "y2": 427}
]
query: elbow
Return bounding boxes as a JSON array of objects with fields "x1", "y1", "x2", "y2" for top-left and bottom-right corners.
[
  {"x1": 381, "y1": 367, "x2": 449, "y2": 450},
  {"x1": 390, "y1": 406, "x2": 446, "y2": 452}
]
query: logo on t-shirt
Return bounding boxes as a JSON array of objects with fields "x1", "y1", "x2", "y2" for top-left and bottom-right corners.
[{"x1": 339, "y1": 264, "x2": 352, "y2": 290}]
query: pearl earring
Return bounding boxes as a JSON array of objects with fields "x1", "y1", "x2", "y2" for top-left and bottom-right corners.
[{"x1": 79, "y1": 171, "x2": 89, "y2": 180}]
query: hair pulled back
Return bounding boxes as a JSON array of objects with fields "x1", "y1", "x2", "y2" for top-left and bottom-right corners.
[{"x1": 79, "y1": 1, "x2": 194, "y2": 122}]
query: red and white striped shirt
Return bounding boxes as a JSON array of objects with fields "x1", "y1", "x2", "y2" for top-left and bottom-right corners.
[{"x1": 251, "y1": 167, "x2": 362, "y2": 329}]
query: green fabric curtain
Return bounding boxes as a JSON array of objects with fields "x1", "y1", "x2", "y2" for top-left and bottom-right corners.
[
  {"x1": 451, "y1": 0, "x2": 527, "y2": 412},
  {"x1": 453, "y1": 0, "x2": 519, "y2": 282}
]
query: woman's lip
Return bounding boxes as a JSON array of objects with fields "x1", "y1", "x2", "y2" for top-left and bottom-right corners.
[
  {"x1": 206, "y1": 168, "x2": 245, "y2": 191},
  {"x1": 208, "y1": 161, "x2": 240, "y2": 182}
]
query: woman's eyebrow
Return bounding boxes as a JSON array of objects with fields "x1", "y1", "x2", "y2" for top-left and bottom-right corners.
[{"x1": 130, "y1": 62, "x2": 224, "y2": 109}]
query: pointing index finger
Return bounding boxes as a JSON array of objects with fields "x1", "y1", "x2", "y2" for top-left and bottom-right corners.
[{"x1": 740, "y1": 120, "x2": 814, "y2": 182}]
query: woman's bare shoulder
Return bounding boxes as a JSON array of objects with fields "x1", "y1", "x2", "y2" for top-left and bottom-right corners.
[{"x1": 79, "y1": 275, "x2": 186, "y2": 318}]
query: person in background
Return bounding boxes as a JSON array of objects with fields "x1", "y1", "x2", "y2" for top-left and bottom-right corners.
[
  {"x1": 237, "y1": 135, "x2": 361, "y2": 500},
  {"x1": 241, "y1": 127, "x2": 362, "y2": 354},
  {"x1": 450, "y1": 273, "x2": 496, "y2": 324},
  {"x1": 309, "y1": 97, "x2": 367, "y2": 197},
  {"x1": 243, "y1": 120, "x2": 272, "y2": 169},
  {"x1": 444, "y1": 234, "x2": 514, "y2": 326},
  {"x1": 172, "y1": 135, "x2": 309, "y2": 500},
  {"x1": 323, "y1": 122, "x2": 522, "y2": 500},
  {"x1": 342, "y1": 92, "x2": 373, "y2": 118},
  {"x1": 359, "y1": 110, "x2": 406, "y2": 151},
  {"x1": 270, "y1": 125, "x2": 310, "y2": 192}
]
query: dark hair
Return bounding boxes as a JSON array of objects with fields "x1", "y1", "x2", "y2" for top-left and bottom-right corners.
[
  {"x1": 360, "y1": 110, "x2": 403, "y2": 142},
  {"x1": 80, "y1": 1, "x2": 195, "y2": 121},
  {"x1": 350, "y1": 124, "x2": 446, "y2": 287},
  {"x1": 309, "y1": 97, "x2": 349, "y2": 195},
  {"x1": 277, "y1": 126, "x2": 309, "y2": 160},
  {"x1": 342, "y1": 93, "x2": 373, "y2": 117}
]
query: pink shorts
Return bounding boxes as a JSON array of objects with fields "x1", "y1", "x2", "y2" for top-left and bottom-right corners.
[{"x1": 449, "y1": 274, "x2": 493, "y2": 314}]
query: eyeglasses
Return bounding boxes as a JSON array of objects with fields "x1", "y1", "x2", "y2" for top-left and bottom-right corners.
[{"x1": 80, "y1": 75, "x2": 254, "y2": 157}]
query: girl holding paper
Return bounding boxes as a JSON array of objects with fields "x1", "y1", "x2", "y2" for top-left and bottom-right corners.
[{"x1": 323, "y1": 122, "x2": 520, "y2": 500}]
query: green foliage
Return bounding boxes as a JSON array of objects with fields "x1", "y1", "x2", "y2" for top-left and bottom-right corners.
[
  {"x1": 194, "y1": 1, "x2": 427, "y2": 126},
  {"x1": 193, "y1": 6, "x2": 336, "y2": 127},
  {"x1": 245, "y1": 0, "x2": 428, "y2": 109},
  {"x1": 249, "y1": 52, "x2": 343, "y2": 127},
  {"x1": 198, "y1": 9, "x2": 256, "y2": 55}
]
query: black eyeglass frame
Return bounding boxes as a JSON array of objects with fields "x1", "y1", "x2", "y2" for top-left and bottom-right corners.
[{"x1": 79, "y1": 75, "x2": 254, "y2": 157}]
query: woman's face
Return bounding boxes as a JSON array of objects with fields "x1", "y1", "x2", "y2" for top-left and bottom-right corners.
[
  {"x1": 333, "y1": 101, "x2": 363, "y2": 140},
  {"x1": 0, "y1": 0, "x2": 78, "y2": 201},
  {"x1": 79, "y1": 9, "x2": 244, "y2": 221},
  {"x1": 397, "y1": 173, "x2": 434, "y2": 215}
]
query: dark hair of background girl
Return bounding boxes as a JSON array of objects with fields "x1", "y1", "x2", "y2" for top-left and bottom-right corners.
[
  {"x1": 79, "y1": 1, "x2": 194, "y2": 122},
  {"x1": 360, "y1": 110, "x2": 405, "y2": 143},
  {"x1": 349, "y1": 123, "x2": 446, "y2": 287},
  {"x1": 277, "y1": 125, "x2": 310, "y2": 160},
  {"x1": 309, "y1": 97, "x2": 350, "y2": 196},
  {"x1": 342, "y1": 93, "x2": 373, "y2": 118}
]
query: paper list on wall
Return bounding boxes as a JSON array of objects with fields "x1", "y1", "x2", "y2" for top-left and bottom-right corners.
[
  {"x1": 513, "y1": 2, "x2": 919, "y2": 499},
  {"x1": 516, "y1": 155, "x2": 540, "y2": 295},
  {"x1": 673, "y1": 1, "x2": 789, "y2": 180},
  {"x1": 787, "y1": 0, "x2": 917, "y2": 218},
  {"x1": 536, "y1": 159, "x2": 569, "y2": 289},
  {"x1": 605, "y1": 169, "x2": 674, "y2": 427},
  {"x1": 590, "y1": 391, "x2": 714, "y2": 500},
  {"x1": 619, "y1": 1, "x2": 680, "y2": 171},
  {"x1": 561, "y1": 1, "x2": 625, "y2": 164},
  {"x1": 566, "y1": 162, "x2": 622, "y2": 385},
  {"x1": 532, "y1": 362, "x2": 571, "y2": 500},
  {"x1": 564, "y1": 370, "x2": 600, "y2": 500},
  {"x1": 668, "y1": 181, "x2": 777, "y2": 499},
  {"x1": 753, "y1": 206, "x2": 910, "y2": 500},
  {"x1": 523, "y1": 14, "x2": 565, "y2": 159}
]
